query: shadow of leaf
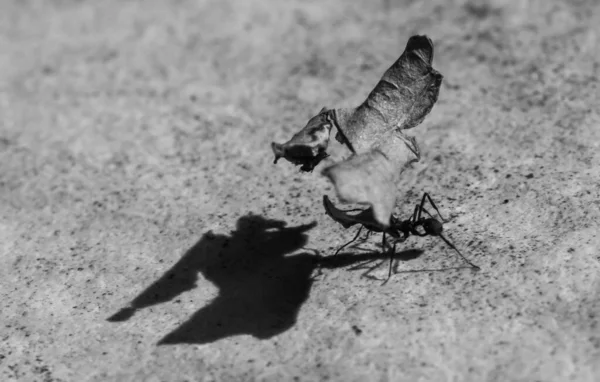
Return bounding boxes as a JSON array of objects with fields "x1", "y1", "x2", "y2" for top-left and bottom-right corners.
[
  {"x1": 108, "y1": 214, "x2": 320, "y2": 345},
  {"x1": 108, "y1": 214, "x2": 460, "y2": 344}
]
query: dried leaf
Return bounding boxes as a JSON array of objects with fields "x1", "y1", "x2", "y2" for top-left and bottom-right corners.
[
  {"x1": 333, "y1": 35, "x2": 442, "y2": 154},
  {"x1": 323, "y1": 150, "x2": 396, "y2": 225},
  {"x1": 322, "y1": 35, "x2": 440, "y2": 226},
  {"x1": 323, "y1": 195, "x2": 384, "y2": 231},
  {"x1": 322, "y1": 132, "x2": 419, "y2": 226},
  {"x1": 271, "y1": 35, "x2": 442, "y2": 228},
  {"x1": 271, "y1": 107, "x2": 334, "y2": 172}
]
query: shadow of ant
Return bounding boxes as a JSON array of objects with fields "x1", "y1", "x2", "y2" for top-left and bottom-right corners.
[
  {"x1": 318, "y1": 248, "x2": 423, "y2": 269},
  {"x1": 319, "y1": 247, "x2": 473, "y2": 282}
]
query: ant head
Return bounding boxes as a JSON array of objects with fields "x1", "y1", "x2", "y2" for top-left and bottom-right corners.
[{"x1": 422, "y1": 218, "x2": 443, "y2": 236}]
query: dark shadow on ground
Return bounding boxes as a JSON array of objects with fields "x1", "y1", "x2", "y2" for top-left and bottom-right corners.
[
  {"x1": 318, "y1": 248, "x2": 425, "y2": 270},
  {"x1": 108, "y1": 214, "x2": 321, "y2": 345},
  {"x1": 107, "y1": 214, "x2": 464, "y2": 345},
  {"x1": 321, "y1": 233, "x2": 477, "y2": 279},
  {"x1": 324, "y1": 248, "x2": 476, "y2": 278},
  {"x1": 320, "y1": 248, "x2": 427, "y2": 280}
]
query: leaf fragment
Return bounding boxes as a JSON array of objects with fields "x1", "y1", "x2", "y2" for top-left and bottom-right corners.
[
  {"x1": 322, "y1": 195, "x2": 384, "y2": 231},
  {"x1": 333, "y1": 35, "x2": 443, "y2": 154},
  {"x1": 322, "y1": 131, "x2": 419, "y2": 227},
  {"x1": 271, "y1": 107, "x2": 333, "y2": 172}
]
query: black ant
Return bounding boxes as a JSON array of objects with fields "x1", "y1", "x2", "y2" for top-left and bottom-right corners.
[{"x1": 323, "y1": 193, "x2": 480, "y2": 282}]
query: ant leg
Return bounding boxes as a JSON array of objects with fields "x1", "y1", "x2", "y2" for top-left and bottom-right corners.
[
  {"x1": 381, "y1": 241, "x2": 397, "y2": 286},
  {"x1": 361, "y1": 229, "x2": 373, "y2": 244},
  {"x1": 334, "y1": 226, "x2": 364, "y2": 256},
  {"x1": 409, "y1": 204, "x2": 429, "y2": 236},
  {"x1": 421, "y1": 207, "x2": 435, "y2": 219},
  {"x1": 381, "y1": 232, "x2": 389, "y2": 273},
  {"x1": 438, "y1": 233, "x2": 481, "y2": 270},
  {"x1": 420, "y1": 192, "x2": 446, "y2": 222},
  {"x1": 388, "y1": 242, "x2": 397, "y2": 278},
  {"x1": 412, "y1": 204, "x2": 420, "y2": 223}
]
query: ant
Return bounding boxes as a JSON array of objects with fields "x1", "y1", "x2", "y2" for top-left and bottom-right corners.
[{"x1": 323, "y1": 192, "x2": 480, "y2": 283}]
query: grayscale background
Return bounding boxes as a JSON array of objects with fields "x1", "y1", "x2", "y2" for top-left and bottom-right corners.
[{"x1": 1, "y1": 0, "x2": 599, "y2": 381}]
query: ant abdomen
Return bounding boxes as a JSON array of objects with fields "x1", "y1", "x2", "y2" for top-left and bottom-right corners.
[{"x1": 423, "y1": 218, "x2": 443, "y2": 236}]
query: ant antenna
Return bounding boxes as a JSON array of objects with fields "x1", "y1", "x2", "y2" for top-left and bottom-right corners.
[{"x1": 438, "y1": 233, "x2": 480, "y2": 270}]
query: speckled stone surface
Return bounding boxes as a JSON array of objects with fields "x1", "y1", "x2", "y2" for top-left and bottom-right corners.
[{"x1": 1, "y1": 0, "x2": 599, "y2": 381}]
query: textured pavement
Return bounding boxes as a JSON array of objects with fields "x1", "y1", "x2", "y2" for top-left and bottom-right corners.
[{"x1": 1, "y1": 0, "x2": 599, "y2": 381}]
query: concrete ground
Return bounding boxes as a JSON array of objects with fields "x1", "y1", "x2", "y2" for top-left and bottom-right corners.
[{"x1": 1, "y1": 0, "x2": 599, "y2": 381}]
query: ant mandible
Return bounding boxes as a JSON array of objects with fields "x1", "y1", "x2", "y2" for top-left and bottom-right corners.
[{"x1": 323, "y1": 192, "x2": 480, "y2": 282}]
